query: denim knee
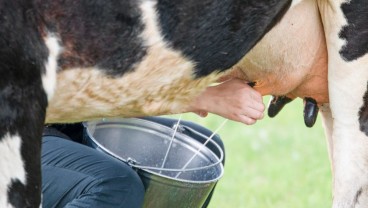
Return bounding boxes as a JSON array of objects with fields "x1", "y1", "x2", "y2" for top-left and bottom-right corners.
[{"x1": 93, "y1": 167, "x2": 145, "y2": 208}]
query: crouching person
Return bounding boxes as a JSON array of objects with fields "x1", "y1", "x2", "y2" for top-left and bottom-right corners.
[{"x1": 41, "y1": 79, "x2": 264, "y2": 208}]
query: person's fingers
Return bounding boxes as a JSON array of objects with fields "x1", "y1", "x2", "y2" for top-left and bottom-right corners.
[
  {"x1": 239, "y1": 94, "x2": 265, "y2": 113},
  {"x1": 240, "y1": 107, "x2": 264, "y2": 120},
  {"x1": 226, "y1": 110, "x2": 262, "y2": 125},
  {"x1": 250, "y1": 90, "x2": 264, "y2": 107},
  {"x1": 249, "y1": 100, "x2": 265, "y2": 113},
  {"x1": 237, "y1": 115, "x2": 257, "y2": 125},
  {"x1": 238, "y1": 83, "x2": 265, "y2": 112}
]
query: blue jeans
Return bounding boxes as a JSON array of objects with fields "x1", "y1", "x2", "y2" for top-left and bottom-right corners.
[{"x1": 42, "y1": 117, "x2": 225, "y2": 208}]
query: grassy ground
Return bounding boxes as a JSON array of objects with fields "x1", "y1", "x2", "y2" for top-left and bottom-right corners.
[{"x1": 168, "y1": 97, "x2": 332, "y2": 208}]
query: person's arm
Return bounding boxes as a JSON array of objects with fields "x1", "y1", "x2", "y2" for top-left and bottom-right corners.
[{"x1": 186, "y1": 78, "x2": 265, "y2": 125}]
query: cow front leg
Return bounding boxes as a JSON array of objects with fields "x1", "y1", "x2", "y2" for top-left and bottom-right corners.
[{"x1": 319, "y1": 0, "x2": 368, "y2": 207}]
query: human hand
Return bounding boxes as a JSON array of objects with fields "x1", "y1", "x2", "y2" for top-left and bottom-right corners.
[{"x1": 188, "y1": 78, "x2": 265, "y2": 125}]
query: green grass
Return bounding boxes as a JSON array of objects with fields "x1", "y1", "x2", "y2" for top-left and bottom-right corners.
[{"x1": 167, "y1": 97, "x2": 332, "y2": 208}]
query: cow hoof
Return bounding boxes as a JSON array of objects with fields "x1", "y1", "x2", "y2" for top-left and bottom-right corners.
[
  {"x1": 303, "y1": 97, "x2": 318, "y2": 127},
  {"x1": 267, "y1": 96, "x2": 293, "y2": 117}
]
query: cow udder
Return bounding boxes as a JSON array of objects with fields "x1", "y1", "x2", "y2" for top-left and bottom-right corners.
[{"x1": 221, "y1": 0, "x2": 329, "y2": 105}]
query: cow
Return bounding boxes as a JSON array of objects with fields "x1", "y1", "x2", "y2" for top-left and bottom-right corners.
[{"x1": 0, "y1": 0, "x2": 366, "y2": 208}]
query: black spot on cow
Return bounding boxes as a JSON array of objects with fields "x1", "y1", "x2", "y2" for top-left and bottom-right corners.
[
  {"x1": 339, "y1": 0, "x2": 368, "y2": 61},
  {"x1": 36, "y1": 0, "x2": 147, "y2": 77},
  {"x1": 8, "y1": 179, "x2": 30, "y2": 208},
  {"x1": 359, "y1": 82, "x2": 368, "y2": 136},
  {"x1": 156, "y1": 0, "x2": 291, "y2": 77}
]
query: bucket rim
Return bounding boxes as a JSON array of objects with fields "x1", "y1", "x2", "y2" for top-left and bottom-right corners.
[{"x1": 83, "y1": 117, "x2": 225, "y2": 183}]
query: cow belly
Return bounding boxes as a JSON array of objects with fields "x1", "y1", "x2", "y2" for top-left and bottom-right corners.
[{"x1": 226, "y1": 0, "x2": 328, "y2": 104}]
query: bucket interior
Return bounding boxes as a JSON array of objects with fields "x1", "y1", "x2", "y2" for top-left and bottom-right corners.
[{"x1": 84, "y1": 118, "x2": 224, "y2": 183}]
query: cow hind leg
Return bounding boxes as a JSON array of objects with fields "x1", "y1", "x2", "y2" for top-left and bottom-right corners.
[
  {"x1": 319, "y1": 0, "x2": 368, "y2": 207},
  {"x1": 0, "y1": 84, "x2": 48, "y2": 208},
  {"x1": 0, "y1": 1, "x2": 56, "y2": 206}
]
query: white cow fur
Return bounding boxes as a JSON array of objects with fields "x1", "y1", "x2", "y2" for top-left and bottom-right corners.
[
  {"x1": 42, "y1": 34, "x2": 61, "y2": 101},
  {"x1": 0, "y1": 134, "x2": 26, "y2": 208}
]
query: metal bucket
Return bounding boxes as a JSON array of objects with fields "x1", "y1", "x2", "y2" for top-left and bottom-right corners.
[{"x1": 83, "y1": 118, "x2": 224, "y2": 208}]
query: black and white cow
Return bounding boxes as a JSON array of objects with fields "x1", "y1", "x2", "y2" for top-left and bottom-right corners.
[{"x1": 0, "y1": 0, "x2": 367, "y2": 208}]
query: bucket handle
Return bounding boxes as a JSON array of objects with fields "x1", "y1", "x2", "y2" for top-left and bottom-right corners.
[
  {"x1": 128, "y1": 124, "x2": 224, "y2": 173},
  {"x1": 174, "y1": 124, "x2": 224, "y2": 164}
]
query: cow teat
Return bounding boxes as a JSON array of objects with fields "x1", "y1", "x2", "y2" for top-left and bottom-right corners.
[
  {"x1": 303, "y1": 97, "x2": 319, "y2": 128},
  {"x1": 267, "y1": 96, "x2": 294, "y2": 117}
]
